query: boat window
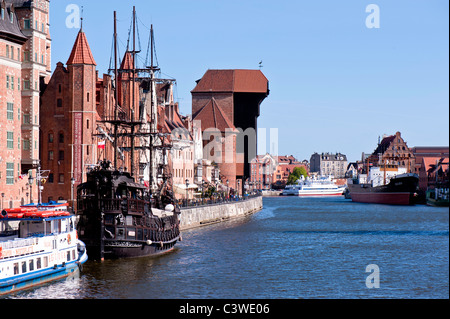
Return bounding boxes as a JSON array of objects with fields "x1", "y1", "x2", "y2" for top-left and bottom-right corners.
[
  {"x1": 21, "y1": 261, "x2": 27, "y2": 273},
  {"x1": 14, "y1": 263, "x2": 19, "y2": 275},
  {"x1": 72, "y1": 250, "x2": 76, "y2": 260},
  {"x1": 67, "y1": 251, "x2": 71, "y2": 262},
  {"x1": 29, "y1": 259, "x2": 34, "y2": 271},
  {"x1": 36, "y1": 257, "x2": 41, "y2": 269},
  {"x1": 43, "y1": 257, "x2": 48, "y2": 268}
]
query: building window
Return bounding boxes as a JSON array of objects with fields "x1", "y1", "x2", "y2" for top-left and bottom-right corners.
[
  {"x1": 6, "y1": 75, "x2": 9, "y2": 88},
  {"x1": 48, "y1": 133, "x2": 54, "y2": 143},
  {"x1": 59, "y1": 133, "x2": 64, "y2": 143},
  {"x1": 6, "y1": 103, "x2": 13, "y2": 120},
  {"x1": 23, "y1": 80, "x2": 30, "y2": 90},
  {"x1": 23, "y1": 114, "x2": 30, "y2": 124},
  {"x1": 6, "y1": 163, "x2": 14, "y2": 185},
  {"x1": 6, "y1": 131, "x2": 13, "y2": 149},
  {"x1": 48, "y1": 151, "x2": 54, "y2": 161},
  {"x1": 6, "y1": 45, "x2": 9, "y2": 58},
  {"x1": 58, "y1": 174, "x2": 64, "y2": 184},
  {"x1": 10, "y1": 76, "x2": 14, "y2": 90},
  {"x1": 57, "y1": 99, "x2": 62, "y2": 107},
  {"x1": 23, "y1": 139, "x2": 30, "y2": 150},
  {"x1": 24, "y1": 19, "x2": 30, "y2": 29},
  {"x1": 58, "y1": 150, "x2": 64, "y2": 161},
  {"x1": 48, "y1": 173, "x2": 54, "y2": 183}
]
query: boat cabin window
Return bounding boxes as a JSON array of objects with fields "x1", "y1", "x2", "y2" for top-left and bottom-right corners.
[{"x1": 0, "y1": 220, "x2": 19, "y2": 238}]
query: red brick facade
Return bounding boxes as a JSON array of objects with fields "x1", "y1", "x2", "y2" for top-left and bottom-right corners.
[
  {"x1": 0, "y1": 0, "x2": 50, "y2": 209},
  {"x1": 191, "y1": 69, "x2": 269, "y2": 193}
]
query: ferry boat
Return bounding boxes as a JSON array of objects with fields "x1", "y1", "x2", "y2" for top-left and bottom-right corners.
[
  {"x1": 281, "y1": 175, "x2": 346, "y2": 196},
  {"x1": 0, "y1": 205, "x2": 87, "y2": 296}
]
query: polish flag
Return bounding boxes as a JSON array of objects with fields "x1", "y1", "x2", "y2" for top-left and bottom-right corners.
[{"x1": 97, "y1": 140, "x2": 106, "y2": 149}]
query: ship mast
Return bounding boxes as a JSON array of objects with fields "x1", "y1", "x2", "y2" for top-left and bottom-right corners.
[
  {"x1": 113, "y1": 11, "x2": 119, "y2": 170},
  {"x1": 130, "y1": 6, "x2": 136, "y2": 177}
]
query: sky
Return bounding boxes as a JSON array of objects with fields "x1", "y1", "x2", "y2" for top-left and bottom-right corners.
[{"x1": 49, "y1": 0, "x2": 449, "y2": 163}]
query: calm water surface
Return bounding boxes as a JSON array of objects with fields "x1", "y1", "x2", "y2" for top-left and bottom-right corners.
[{"x1": 7, "y1": 197, "x2": 449, "y2": 299}]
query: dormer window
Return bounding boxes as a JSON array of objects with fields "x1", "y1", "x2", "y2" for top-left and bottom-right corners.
[{"x1": 1, "y1": 8, "x2": 4, "y2": 20}]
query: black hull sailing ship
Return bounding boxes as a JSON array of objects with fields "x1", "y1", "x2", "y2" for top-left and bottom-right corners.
[
  {"x1": 76, "y1": 8, "x2": 181, "y2": 260},
  {"x1": 77, "y1": 160, "x2": 180, "y2": 259}
]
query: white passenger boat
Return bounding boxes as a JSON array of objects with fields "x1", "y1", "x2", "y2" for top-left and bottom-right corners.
[
  {"x1": 0, "y1": 203, "x2": 87, "y2": 296},
  {"x1": 281, "y1": 175, "x2": 345, "y2": 197}
]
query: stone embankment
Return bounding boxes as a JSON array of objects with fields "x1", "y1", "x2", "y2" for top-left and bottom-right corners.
[{"x1": 179, "y1": 196, "x2": 263, "y2": 230}]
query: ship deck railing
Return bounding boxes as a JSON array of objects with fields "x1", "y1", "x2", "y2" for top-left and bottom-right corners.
[{"x1": 78, "y1": 198, "x2": 147, "y2": 213}]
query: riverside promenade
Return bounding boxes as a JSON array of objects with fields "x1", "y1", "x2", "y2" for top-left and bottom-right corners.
[{"x1": 179, "y1": 195, "x2": 263, "y2": 230}]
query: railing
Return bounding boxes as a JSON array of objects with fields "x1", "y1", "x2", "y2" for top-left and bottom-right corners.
[{"x1": 179, "y1": 193, "x2": 262, "y2": 209}]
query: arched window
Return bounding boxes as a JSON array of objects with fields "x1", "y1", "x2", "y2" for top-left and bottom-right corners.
[{"x1": 59, "y1": 132, "x2": 64, "y2": 143}]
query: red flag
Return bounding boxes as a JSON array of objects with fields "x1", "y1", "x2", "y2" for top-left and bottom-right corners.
[{"x1": 98, "y1": 140, "x2": 105, "y2": 149}]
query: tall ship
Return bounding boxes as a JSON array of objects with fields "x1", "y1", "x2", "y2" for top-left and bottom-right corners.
[
  {"x1": 281, "y1": 175, "x2": 346, "y2": 196},
  {"x1": 76, "y1": 8, "x2": 181, "y2": 260},
  {"x1": 347, "y1": 164, "x2": 419, "y2": 205},
  {"x1": 1, "y1": 203, "x2": 87, "y2": 296}
]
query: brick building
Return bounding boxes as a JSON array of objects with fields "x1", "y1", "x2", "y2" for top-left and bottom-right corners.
[
  {"x1": 0, "y1": 0, "x2": 50, "y2": 209},
  {"x1": 367, "y1": 132, "x2": 415, "y2": 173},
  {"x1": 410, "y1": 146, "x2": 449, "y2": 198},
  {"x1": 191, "y1": 69, "x2": 269, "y2": 194},
  {"x1": 39, "y1": 28, "x2": 103, "y2": 205}
]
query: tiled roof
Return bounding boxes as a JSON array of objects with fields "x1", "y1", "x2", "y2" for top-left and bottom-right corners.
[
  {"x1": 66, "y1": 30, "x2": 96, "y2": 65},
  {"x1": 192, "y1": 98, "x2": 235, "y2": 132},
  {"x1": 192, "y1": 69, "x2": 268, "y2": 93},
  {"x1": 0, "y1": 2, "x2": 27, "y2": 44}
]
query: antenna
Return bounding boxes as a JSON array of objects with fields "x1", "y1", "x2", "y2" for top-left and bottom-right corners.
[{"x1": 80, "y1": 6, "x2": 84, "y2": 31}]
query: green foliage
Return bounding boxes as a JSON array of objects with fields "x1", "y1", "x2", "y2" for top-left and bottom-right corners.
[{"x1": 287, "y1": 166, "x2": 308, "y2": 184}]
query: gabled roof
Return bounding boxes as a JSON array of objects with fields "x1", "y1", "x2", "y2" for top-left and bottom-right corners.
[
  {"x1": 372, "y1": 135, "x2": 395, "y2": 155},
  {"x1": 192, "y1": 98, "x2": 235, "y2": 133},
  {"x1": 191, "y1": 69, "x2": 269, "y2": 94},
  {"x1": 66, "y1": 30, "x2": 96, "y2": 65}
]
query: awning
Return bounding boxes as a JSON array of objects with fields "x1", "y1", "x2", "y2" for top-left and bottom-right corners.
[
  {"x1": 173, "y1": 183, "x2": 198, "y2": 195},
  {"x1": 174, "y1": 183, "x2": 198, "y2": 190}
]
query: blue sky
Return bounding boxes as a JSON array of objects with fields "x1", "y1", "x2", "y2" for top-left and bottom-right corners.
[{"x1": 49, "y1": 0, "x2": 449, "y2": 162}]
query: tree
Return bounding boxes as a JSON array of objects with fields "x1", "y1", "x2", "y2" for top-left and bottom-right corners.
[{"x1": 287, "y1": 166, "x2": 308, "y2": 185}]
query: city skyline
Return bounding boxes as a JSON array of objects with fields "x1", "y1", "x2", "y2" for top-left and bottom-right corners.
[{"x1": 49, "y1": 0, "x2": 449, "y2": 163}]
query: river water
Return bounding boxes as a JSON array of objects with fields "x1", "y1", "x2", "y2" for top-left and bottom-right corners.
[{"x1": 6, "y1": 197, "x2": 449, "y2": 299}]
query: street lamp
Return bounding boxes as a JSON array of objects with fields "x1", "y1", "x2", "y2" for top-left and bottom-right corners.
[
  {"x1": 185, "y1": 178, "x2": 189, "y2": 206},
  {"x1": 226, "y1": 179, "x2": 229, "y2": 199},
  {"x1": 237, "y1": 180, "x2": 240, "y2": 198},
  {"x1": 28, "y1": 174, "x2": 34, "y2": 204},
  {"x1": 71, "y1": 177, "x2": 75, "y2": 213}
]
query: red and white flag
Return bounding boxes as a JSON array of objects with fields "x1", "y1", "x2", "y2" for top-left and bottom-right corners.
[{"x1": 97, "y1": 140, "x2": 106, "y2": 149}]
